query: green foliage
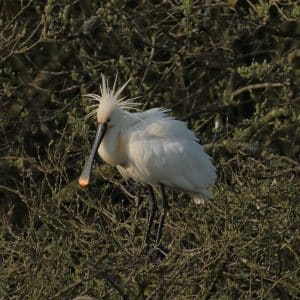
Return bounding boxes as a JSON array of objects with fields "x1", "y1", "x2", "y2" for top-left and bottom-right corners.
[
  {"x1": 0, "y1": 0, "x2": 299, "y2": 298},
  {"x1": 237, "y1": 60, "x2": 274, "y2": 80}
]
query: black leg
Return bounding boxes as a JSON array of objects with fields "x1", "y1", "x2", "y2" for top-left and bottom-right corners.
[
  {"x1": 155, "y1": 185, "x2": 169, "y2": 245},
  {"x1": 144, "y1": 185, "x2": 157, "y2": 245}
]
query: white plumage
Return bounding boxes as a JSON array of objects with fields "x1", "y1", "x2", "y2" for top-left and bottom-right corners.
[
  {"x1": 117, "y1": 109, "x2": 216, "y2": 204},
  {"x1": 79, "y1": 75, "x2": 216, "y2": 205}
]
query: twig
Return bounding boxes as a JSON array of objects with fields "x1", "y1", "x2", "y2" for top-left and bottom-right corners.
[
  {"x1": 140, "y1": 35, "x2": 155, "y2": 90},
  {"x1": 0, "y1": 184, "x2": 23, "y2": 198},
  {"x1": 231, "y1": 82, "x2": 286, "y2": 99},
  {"x1": 255, "y1": 167, "x2": 300, "y2": 179},
  {"x1": 52, "y1": 279, "x2": 85, "y2": 298},
  {"x1": 0, "y1": 0, "x2": 34, "y2": 35},
  {"x1": 52, "y1": 269, "x2": 130, "y2": 299},
  {"x1": 265, "y1": 27, "x2": 300, "y2": 39}
]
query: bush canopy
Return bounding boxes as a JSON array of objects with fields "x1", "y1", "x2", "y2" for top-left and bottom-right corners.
[{"x1": 0, "y1": 0, "x2": 299, "y2": 299}]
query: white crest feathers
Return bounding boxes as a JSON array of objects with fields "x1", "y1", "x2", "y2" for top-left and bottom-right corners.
[{"x1": 84, "y1": 74, "x2": 141, "y2": 119}]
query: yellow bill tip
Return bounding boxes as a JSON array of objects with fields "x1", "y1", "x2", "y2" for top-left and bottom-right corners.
[{"x1": 79, "y1": 177, "x2": 89, "y2": 188}]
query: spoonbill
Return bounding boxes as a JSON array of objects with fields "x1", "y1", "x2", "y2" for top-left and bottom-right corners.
[{"x1": 79, "y1": 75, "x2": 216, "y2": 245}]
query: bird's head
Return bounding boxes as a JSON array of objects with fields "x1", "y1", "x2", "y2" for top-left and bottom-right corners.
[{"x1": 78, "y1": 74, "x2": 139, "y2": 188}]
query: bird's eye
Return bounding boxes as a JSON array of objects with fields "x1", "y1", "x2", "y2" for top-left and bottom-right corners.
[{"x1": 107, "y1": 118, "x2": 112, "y2": 127}]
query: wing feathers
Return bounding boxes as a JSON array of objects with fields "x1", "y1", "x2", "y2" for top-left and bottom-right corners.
[{"x1": 123, "y1": 109, "x2": 216, "y2": 197}]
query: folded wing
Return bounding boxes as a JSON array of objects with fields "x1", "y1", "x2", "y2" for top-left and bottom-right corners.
[{"x1": 118, "y1": 110, "x2": 216, "y2": 198}]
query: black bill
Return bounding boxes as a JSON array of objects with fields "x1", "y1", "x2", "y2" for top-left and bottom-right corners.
[{"x1": 79, "y1": 123, "x2": 107, "y2": 187}]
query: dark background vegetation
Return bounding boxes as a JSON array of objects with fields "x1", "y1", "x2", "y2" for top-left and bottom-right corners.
[{"x1": 1, "y1": 0, "x2": 299, "y2": 298}]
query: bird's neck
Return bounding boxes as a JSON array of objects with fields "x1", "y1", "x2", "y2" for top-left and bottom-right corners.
[{"x1": 98, "y1": 120, "x2": 128, "y2": 167}]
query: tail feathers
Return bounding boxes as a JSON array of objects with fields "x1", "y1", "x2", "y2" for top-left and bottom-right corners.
[{"x1": 191, "y1": 190, "x2": 212, "y2": 205}]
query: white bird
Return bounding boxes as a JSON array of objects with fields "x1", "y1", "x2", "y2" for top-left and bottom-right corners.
[{"x1": 79, "y1": 75, "x2": 217, "y2": 245}]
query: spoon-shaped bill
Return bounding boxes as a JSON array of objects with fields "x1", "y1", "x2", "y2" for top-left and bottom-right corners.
[{"x1": 79, "y1": 123, "x2": 107, "y2": 187}]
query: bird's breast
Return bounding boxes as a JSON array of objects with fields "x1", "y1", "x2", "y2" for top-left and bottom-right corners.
[
  {"x1": 98, "y1": 144, "x2": 114, "y2": 166},
  {"x1": 98, "y1": 130, "x2": 128, "y2": 167}
]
